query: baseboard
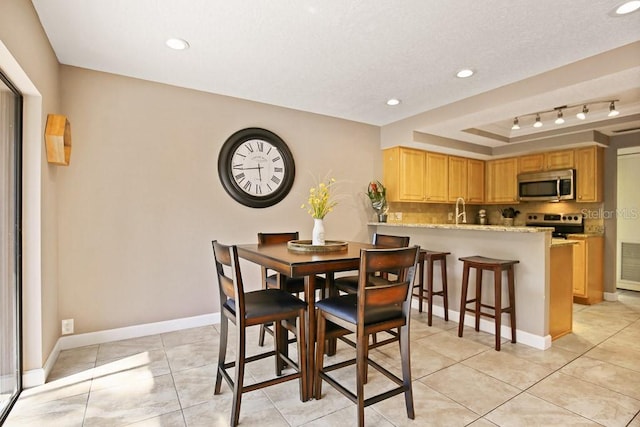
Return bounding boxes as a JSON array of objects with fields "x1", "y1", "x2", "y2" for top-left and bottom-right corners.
[
  {"x1": 411, "y1": 299, "x2": 551, "y2": 350},
  {"x1": 23, "y1": 312, "x2": 221, "y2": 387},
  {"x1": 604, "y1": 292, "x2": 619, "y2": 301}
]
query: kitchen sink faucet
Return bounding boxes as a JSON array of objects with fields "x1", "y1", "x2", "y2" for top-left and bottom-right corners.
[{"x1": 455, "y1": 197, "x2": 466, "y2": 225}]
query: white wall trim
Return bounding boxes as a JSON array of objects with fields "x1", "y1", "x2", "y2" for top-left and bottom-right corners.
[
  {"x1": 58, "y1": 312, "x2": 220, "y2": 351},
  {"x1": 604, "y1": 292, "x2": 619, "y2": 301},
  {"x1": 413, "y1": 300, "x2": 551, "y2": 350},
  {"x1": 22, "y1": 312, "x2": 220, "y2": 387}
]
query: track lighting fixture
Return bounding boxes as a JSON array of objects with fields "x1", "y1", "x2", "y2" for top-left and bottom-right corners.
[
  {"x1": 576, "y1": 105, "x2": 588, "y2": 120},
  {"x1": 533, "y1": 114, "x2": 543, "y2": 128},
  {"x1": 510, "y1": 99, "x2": 620, "y2": 130}
]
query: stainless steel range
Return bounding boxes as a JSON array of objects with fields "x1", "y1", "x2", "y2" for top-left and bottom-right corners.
[{"x1": 525, "y1": 212, "x2": 584, "y2": 238}]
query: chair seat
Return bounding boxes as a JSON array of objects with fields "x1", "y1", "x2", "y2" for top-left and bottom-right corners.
[
  {"x1": 225, "y1": 289, "x2": 306, "y2": 320},
  {"x1": 316, "y1": 294, "x2": 402, "y2": 325}
]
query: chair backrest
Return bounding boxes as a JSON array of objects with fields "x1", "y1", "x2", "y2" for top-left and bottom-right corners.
[
  {"x1": 258, "y1": 232, "x2": 299, "y2": 245},
  {"x1": 212, "y1": 240, "x2": 245, "y2": 314},
  {"x1": 373, "y1": 233, "x2": 410, "y2": 248},
  {"x1": 357, "y1": 246, "x2": 420, "y2": 320}
]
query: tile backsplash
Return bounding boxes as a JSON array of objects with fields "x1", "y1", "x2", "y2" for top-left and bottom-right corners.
[{"x1": 387, "y1": 200, "x2": 605, "y2": 231}]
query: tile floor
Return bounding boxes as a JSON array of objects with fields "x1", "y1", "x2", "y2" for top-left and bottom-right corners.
[{"x1": 5, "y1": 290, "x2": 640, "y2": 426}]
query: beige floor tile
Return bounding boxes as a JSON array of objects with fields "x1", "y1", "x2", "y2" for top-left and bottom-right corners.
[
  {"x1": 551, "y1": 330, "x2": 604, "y2": 354},
  {"x1": 529, "y1": 371, "x2": 640, "y2": 427},
  {"x1": 47, "y1": 345, "x2": 98, "y2": 380},
  {"x1": 498, "y1": 341, "x2": 580, "y2": 370},
  {"x1": 560, "y1": 356, "x2": 640, "y2": 400},
  {"x1": 417, "y1": 330, "x2": 491, "y2": 362},
  {"x1": 628, "y1": 412, "x2": 640, "y2": 426},
  {"x1": 462, "y1": 350, "x2": 553, "y2": 390},
  {"x1": 302, "y1": 404, "x2": 394, "y2": 426},
  {"x1": 585, "y1": 340, "x2": 640, "y2": 373},
  {"x1": 466, "y1": 418, "x2": 499, "y2": 426},
  {"x1": 165, "y1": 340, "x2": 219, "y2": 373},
  {"x1": 182, "y1": 397, "x2": 288, "y2": 427},
  {"x1": 3, "y1": 393, "x2": 88, "y2": 427},
  {"x1": 371, "y1": 380, "x2": 479, "y2": 426},
  {"x1": 91, "y1": 348, "x2": 171, "y2": 391},
  {"x1": 485, "y1": 392, "x2": 600, "y2": 426},
  {"x1": 420, "y1": 364, "x2": 520, "y2": 415},
  {"x1": 16, "y1": 370, "x2": 92, "y2": 406},
  {"x1": 96, "y1": 335, "x2": 164, "y2": 362},
  {"x1": 83, "y1": 373, "x2": 181, "y2": 426},
  {"x1": 445, "y1": 325, "x2": 510, "y2": 349},
  {"x1": 126, "y1": 410, "x2": 186, "y2": 427},
  {"x1": 161, "y1": 325, "x2": 219, "y2": 349}
]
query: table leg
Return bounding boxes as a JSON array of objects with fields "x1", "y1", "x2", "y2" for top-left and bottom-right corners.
[{"x1": 305, "y1": 274, "x2": 317, "y2": 400}]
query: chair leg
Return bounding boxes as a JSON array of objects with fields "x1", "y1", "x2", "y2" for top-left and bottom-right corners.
[
  {"x1": 399, "y1": 324, "x2": 415, "y2": 419},
  {"x1": 474, "y1": 268, "x2": 482, "y2": 332},
  {"x1": 508, "y1": 266, "x2": 517, "y2": 343},
  {"x1": 417, "y1": 258, "x2": 424, "y2": 313},
  {"x1": 296, "y1": 310, "x2": 308, "y2": 402},
  {"x1": 458, "y1": 263, "x2": 470, "y2": 337},
  {"x1": 494, "y1": 267, "x2": 502, "y2": 351},
  {"x1": 356, "y1": 331, "x2": 368, "y2": 427},
  {"x1": 274, "y1": 319, "x2": 283, "y2": 376},
  {"x1": 231, "y1": 323, "x2": 246, "y2": 427},
  {"x1": 215, "y1": 315, "x2": 229, "y2": 395},
  {"x1": 427, "y1": 257, "x2": 434, "y2": 326},
  {"x1": 258, "y1": 324, "x2": 266, "y2": 347},
  {"x1": 441, "y1": 258, "x2": 449, "y2": 321},
  {"x1": 314, "y1": 312, "x2": 326, "y2": 400}
]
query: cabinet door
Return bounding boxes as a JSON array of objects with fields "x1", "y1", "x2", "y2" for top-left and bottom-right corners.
[
  {"x1": 486, "y1": 157, "x2": 518, "y2": 203},
  {"x1": 545, "y1": 149, "x2": 574, "y2": 170},
  {"x1": 425, "y1": 152, "x2": 448, "y2": 202},
  {"x1": 399, "y1": 148, "x2": 426, "y2": 201},
  {"x1": 575, "y1": 146, "x2": 603, "y2": 202},
  {"x1": 519, "y1": 154, "x2": 544, "y2": 173},
  {"x1": 467, "y1": 159, "x2": 485, "y2": 203},
  {"x1": 448, "y1": 156, "x2": 467, "y2": 202},
  {"x1": 572, "y1": 239, "x2": 587, "y2": 296}
]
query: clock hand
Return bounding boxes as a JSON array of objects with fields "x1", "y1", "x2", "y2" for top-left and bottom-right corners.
[{"x1": 257, "y1": 163, "x2": 263, "y2": 181}]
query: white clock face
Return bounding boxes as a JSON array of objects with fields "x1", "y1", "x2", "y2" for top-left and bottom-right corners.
[{"x1": 231, "y1": 138, "x2": 286, "y2": 196}]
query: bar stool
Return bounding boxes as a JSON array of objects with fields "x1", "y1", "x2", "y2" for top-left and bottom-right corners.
[
  {"x1": 413, "y1": 249, "x2": 450, "y2": 326},
  {"x1": 457, "y1": 256, "x2": 519, "y2": 351}
]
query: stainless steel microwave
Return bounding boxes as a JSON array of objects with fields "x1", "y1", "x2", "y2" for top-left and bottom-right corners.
[{"x1": 518, "y1": 169, "x2": 575, "y2": 201}]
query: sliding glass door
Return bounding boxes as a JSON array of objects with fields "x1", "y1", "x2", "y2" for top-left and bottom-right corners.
[{"x1": 0, "y1": 71, "x2": 22, "y2": 422}]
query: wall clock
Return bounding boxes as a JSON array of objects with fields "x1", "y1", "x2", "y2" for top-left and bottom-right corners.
[{"x1": 218, "y1": 128, "x2": 295, "y2": 208}]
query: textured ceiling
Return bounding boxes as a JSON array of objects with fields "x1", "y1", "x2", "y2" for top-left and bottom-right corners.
[{"x1": 31, "y1": 0, "x2": 640, "y2": 148}]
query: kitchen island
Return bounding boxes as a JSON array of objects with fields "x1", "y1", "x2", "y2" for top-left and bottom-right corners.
[{"x1": 369, "y1": 222, "x2": 566, "y2": 350}]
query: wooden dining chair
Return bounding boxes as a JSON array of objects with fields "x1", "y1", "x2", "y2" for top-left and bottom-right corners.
[
  {"x1": 257, "y1": 232, "x2": 325, "y2": 347},
  {"x1": 212, "y1": 240, "x2": 308, "y2": 427},
  {"x1": 314, "y1": 246, "x2": 420, "y2": 427},
  {"x1": 334, "y1": 233, "x2": 410, "y2": 294}
]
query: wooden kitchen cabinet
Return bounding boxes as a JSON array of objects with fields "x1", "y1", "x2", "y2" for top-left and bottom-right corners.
[
  {"x1": 425, "y1": 152, "x2": 448, "y2": 202},
  {"x1": 518, "y1": 150, "x2": 574, "y2": 173},
  {"x1": 570, "y1": 235, "x2": 603, "y2": 304},
  {"x1": 545, "y1": 149, "x2": 574, "y2": 170},
  {"x1": 550, "y1": 243, "x2": 574, "y2": 340},
  {"x1": 485, "y1": 157, "x2": 519, "y2": 203},
  {"x1": 467, "y1": 159, "x2": 485, "y2": 203},
  {"x1": 383, "y1": 147, "x2": 426, "y2": 202},
  {"x1": 575, "y1": 146, "x2": 604, "y2": 203},
  {"x1": 447, "y1": 156, "x2": 467, "y2": 202}
]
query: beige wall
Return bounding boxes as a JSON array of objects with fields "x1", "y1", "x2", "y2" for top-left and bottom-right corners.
[
  {"x1": 58, "y1": 66, "x2": 380, "y2": 333},
  {"x1": 0, "y1": 0, "x2": 61, "y2": 371}
]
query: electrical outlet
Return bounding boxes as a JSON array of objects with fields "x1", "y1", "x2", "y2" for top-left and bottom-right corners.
[
  {"x1": 61, "y1": 319, "x2": 74, "y2": 335},
  {"x1": 448, "y1": 212, "x2": 454, "y2": 221},
  {"x1": 395, "y1": 212, "x2": 403, "y2": 221}
]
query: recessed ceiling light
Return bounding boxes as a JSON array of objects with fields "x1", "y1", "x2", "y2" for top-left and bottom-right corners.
[
  {"x1": 615, "y1": 1, "x2": 640, "y2": 14},
  {"x1": 456, "y1": 69, "x2": 474, "y2": 78},
  {"x1": 386, "y1": 98, "x2": 401, "y2": 106},
  {"x1": 166, "y1": 38, "x2": 190, "y2": 50}
]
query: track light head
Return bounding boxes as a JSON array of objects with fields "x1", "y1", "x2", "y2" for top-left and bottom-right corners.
[
  {"x1": 576, "y1": 105, "x2": 588, "y2": 120},
  {"x1": 608, "y1": 101, "x2": 619, "y2": 117},
  {"x1": 555, "y1": 110, "x2": 565, "y2": 125},
  {"x1": 533, "y1": 114, "x2": 543, "y2": 128},
  {"x1": 511, "y1": 117, "x2": 520, "y2": 130}
]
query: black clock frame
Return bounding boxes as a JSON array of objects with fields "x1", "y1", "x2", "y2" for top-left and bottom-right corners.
[{"x1": 218, "y1": 127, "x2": 295, "y2": 208}]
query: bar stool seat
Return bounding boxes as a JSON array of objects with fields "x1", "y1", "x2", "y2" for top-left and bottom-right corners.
[
  {"x1": 457, "y1": 255, "x2": 519, "y2": 351},
  {"x1": 413, "y1": 249, "x2": 450, "y2": 326}
]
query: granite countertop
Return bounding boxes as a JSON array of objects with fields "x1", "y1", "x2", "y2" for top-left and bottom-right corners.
[
  {"x1": 551, "y1": 239, "x2": 579, "y2": 247},
  {"x1": 369, "y1": 222, "x2": 553, "y2": 233}
]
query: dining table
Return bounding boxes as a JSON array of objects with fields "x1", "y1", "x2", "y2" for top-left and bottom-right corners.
[{"x1": 236, "y1": 240, "x2": 377, "y2": 398}]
